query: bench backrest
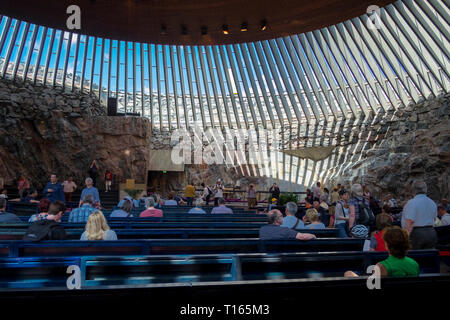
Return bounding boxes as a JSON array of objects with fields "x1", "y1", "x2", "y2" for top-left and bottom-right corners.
[
  {"x1": 0, "y1": 249, "x2": 439, "y2": 288},
  {"x1": 0, "y1": 238, "x2": 365, "y2": 258}
]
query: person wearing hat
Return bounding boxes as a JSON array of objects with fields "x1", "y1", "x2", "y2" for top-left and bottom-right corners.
[
  {"x1": 313, "y1": 200, "x2": 329, "y2": 227},
  {"x1": 268, "y1": 198, "x2": 278, "y2": 211}
]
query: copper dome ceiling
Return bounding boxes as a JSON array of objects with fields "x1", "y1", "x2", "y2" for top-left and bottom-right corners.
[{"x1": 2, "y1": 0, "x2": 396, "y2": 45}]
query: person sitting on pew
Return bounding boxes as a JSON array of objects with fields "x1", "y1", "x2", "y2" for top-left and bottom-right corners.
[
  {"x1": 110, "y1": 198, "x2": 134, "y2": 218},
  {"x1": 69, "y1": 194, "x2": 96, "y2": 223},
  {"x1": 164, "y1": 192, "x2": 178, "y2": 206},
  {"x1": 304, "y1": 208, "x2": 326, "y2": 230},
  {"x1": 369, "y1": 213, "x2": 392, "y2": 251},
  {"x1": 80, "y1": 210, "x2": 117, "y2": 241},
  {"x1": 281, "y1": 202, "x2": 304, "y2": 230},
  {"x1": 140, "y1": 197, "x2": 163, "y2": 217},
  {"x1": 21, "y1": 188, "x2": 39, "y2": 203},
  {"x1": 0, "y1": 188, "x2": 8, "y2": 200},
  {"x1": 0, "y1": 197, "x2": 21, "y2": 223},
  {"x1": 28, "y1": 198, "x2": 51, "y2": 222},
  {"x1": 313, "y1": 200, "x2": 329, "y2": 227},
  {"x1": 211, "y1": 197, "x2": 233, "y2": 214},
  {"x1": 435, "y1": 204, "x2": 450, "y2": 227},
  {"x1": 188, "y1": 198, "x2": 206, "y2": 214},
  {"x1": 117, "y1": 195, "x2": 140, "y2": 209},
  {"x1": 345, "y1": 226, "x2": 419, "y2": 277},
  {"x1": 23, "y1": 201, "x2": 67, "y2": 241},
  {"x1": 260, "y1": 209, "x2": 316, "y2": 241}
]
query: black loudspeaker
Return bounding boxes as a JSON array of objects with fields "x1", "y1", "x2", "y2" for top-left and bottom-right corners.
[{"x1": 107, "y1": 97, "x2": 117, "y2": 116}]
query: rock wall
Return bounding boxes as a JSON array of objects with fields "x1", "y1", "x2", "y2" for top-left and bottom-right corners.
[
  {"x1": 325, "y1": 93, "x2": 450, "y2": 202},
  {"x1": 0, "y1": 78, "x2": 151, "y2": 189},
  {"x1": 150, "y1": 128, "x2": 299, "y2": 193}
]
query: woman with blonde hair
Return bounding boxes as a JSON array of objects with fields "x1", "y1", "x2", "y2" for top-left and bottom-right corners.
[
  {"x1": 80, "y1": 210, "x2": 117, "y2": 240},
  {"x1": 304, "y1": 208, "x2": 326, "y2": 229}
]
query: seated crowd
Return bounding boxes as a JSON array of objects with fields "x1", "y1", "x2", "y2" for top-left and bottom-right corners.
[{"x1": 1, "y1": 174, "x2": 448, "y2": 279}]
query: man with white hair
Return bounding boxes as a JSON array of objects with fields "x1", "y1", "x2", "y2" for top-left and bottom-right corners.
[
  {"x1": 402, "y1": 180, "x2": 437, "y2": 249},
  {"x1": 281, "y1": 202, "x2": 304, "y2": 230},
  {"x1": 80, "y1": 177, "x2": 100, "y2": 207},
  {"x1": 259, "y1": 209, "x2": 316, "y2": 241}
]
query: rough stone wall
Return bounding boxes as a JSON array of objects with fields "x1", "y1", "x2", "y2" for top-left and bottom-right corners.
[
  {"x1": 325, "y1": 93, "x2": 450, "y2": 202},
  {"x1": 0, "y1": 78, "x2": 151, "y2": 188}
]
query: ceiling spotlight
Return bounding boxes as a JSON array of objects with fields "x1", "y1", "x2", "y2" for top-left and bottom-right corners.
[
  {"x1": 201, "y1": 25, "x2": 207, "y2": 35},
  {"x1": 181, "y1": 25, "x2": 187, "y2": 35},
  {"x1": 222, "y1": 25, "x2": 229, "y2": 35},
  {"x1": 260, "y1": 20, "x2": 267, "y2": 31},
  {"x1": 240, "y1": 22, "x2": 248, "y2": 32},
  {"x1": 160, "y1": 24, "x2": 167, "y2": 35}
]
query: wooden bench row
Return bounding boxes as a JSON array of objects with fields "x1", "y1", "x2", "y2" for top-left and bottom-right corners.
[
  {"x1": 0, "y1": 238, "x2": 366, "y2": 258},
  {"x1": 0, "y1": 228, "x2": 340, "y2": 240},
  {"x1": 0, "y1": 250, "x2": 440, "y2": 289}
]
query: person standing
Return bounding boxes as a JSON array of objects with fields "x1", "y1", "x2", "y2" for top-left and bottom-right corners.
[
  {"x1": 104, "y1": 170, "x2": 113, "y2": 192},
  {"x1": 88, "y1": 160, "x2": 99, "y2": 187},
  {"x1": 247, "y1": 184, "x2": 257, "y2": 208},
  {"x1": 185, "y1": 182, "x2": 196, "y2": 206},
  {"x1": 80, "y1": 177, "x2": 101, "y2": 208},
  {"x1": 312, "y1": 182, "x2": 322, "y2": 202},
  {"x1": 213, "y1": 179, "x2": 224, "y2": 207},
  {"x1": 62, "y1": 177, "x2": 77, "y2": 202},
  {"x1": 18, "y1": 175, "x2": 30, "y2": 199},
  {"x1": 201, "y1": 183, "x2": 212, "y2": 206},
  {"x1": 329, "y1": 186, "x2": 340, "y2": 219},
  {"x1": 269, "y1": 183, "x2": 280, "y2": 201},
  {"x1": 334, "y1": 190, "x2": 350, "y2": 238},
  {"x1": 43, "y1": 174, "x2": 65, "y2": 203},
  {"x1": 401, "y1": 180, "x2": 437, "y2": 249}
]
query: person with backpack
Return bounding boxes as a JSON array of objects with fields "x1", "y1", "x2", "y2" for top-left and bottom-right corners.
[
  {"x1": 23, "y1": 201, "x2": 67, "y2": 241},
  {"x1": 202, "y1": 183, "x2": 213, "y2": 206},
  {"x1": 348, "y1": 183, "x2": 375, "y2": 238}
]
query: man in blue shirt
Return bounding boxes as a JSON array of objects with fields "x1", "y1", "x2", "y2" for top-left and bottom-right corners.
[
  {"x1": 259, "y1": 209, "x2": 316, "y2": 241},
  {"x1": 69, "y1": 194, "x2": 96, "y2": 223},
  {"x1": 281, "y1": 202, "x2": 304, "y2": 230},
  {"x1": 211, "y1": 198, "x2": 233, "y2": 214},
  {"x1": 80, "y1": 178, "x2": 100, "y2": 207},
  {"x1": 43, "y1": 174, "x2": 65, "y2": 203},
  {"x1": 0, "y1": 198, "x2": 21, "y2": 223}
]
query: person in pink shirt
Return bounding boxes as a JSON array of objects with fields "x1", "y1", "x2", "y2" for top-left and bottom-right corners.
[{"x1": 139, "y1": 197, "x2": 163, "y2": 218}]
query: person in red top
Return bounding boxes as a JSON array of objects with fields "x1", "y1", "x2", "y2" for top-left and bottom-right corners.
[
  {"x1": 104, "y1": 170, "x2": 113, "y2": 192},
  {"x1": 18, "y1": 175, "x2": 30, "y2": 198},
  {"x1": 139, "y1": 197, "x2": 163, "y2": 218},
  {"x1": 370, "y1": 213, "x2": 393, "y2": 251}
]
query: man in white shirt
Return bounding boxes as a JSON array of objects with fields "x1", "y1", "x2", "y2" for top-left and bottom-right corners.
[
  {"x1": 312, "y1": 182, "x2": 322, "y2": 201},
  {"x1": 401, "y1": 180, "x2": 437, "y2": 249}
]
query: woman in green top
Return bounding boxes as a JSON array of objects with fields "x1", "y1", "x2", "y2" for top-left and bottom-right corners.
[
  {"x1": 377, "y1": 226, "x2": 419, "y2": 277},
  {"x1": 344, "y1": 226, "x2": 419, "y2": 277}
]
